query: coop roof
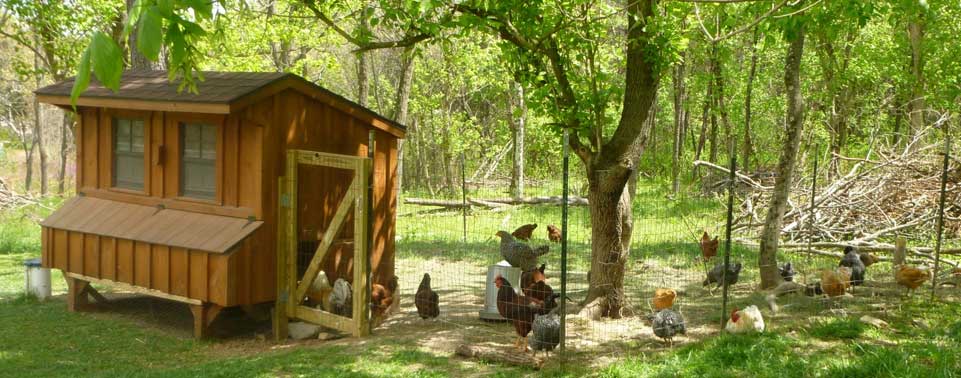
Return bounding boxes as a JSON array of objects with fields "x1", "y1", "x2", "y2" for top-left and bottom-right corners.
[
  {"x1": 41, "y1": 196, "x2": 263, "y2": 254},
  {"x1": 35, "y1": 70, "x2": 405, "y2": 137}
]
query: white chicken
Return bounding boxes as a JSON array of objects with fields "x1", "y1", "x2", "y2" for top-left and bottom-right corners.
[{"x1": 725, "y1": 305, "x2": 765, "y2": 333}]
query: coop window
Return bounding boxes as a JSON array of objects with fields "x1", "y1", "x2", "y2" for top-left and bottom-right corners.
[
  {"x1": 112, "y1": 118, "x2": 145, "y2": 190},
  {"x1": 180, "y1": 123, "x2": 217, "y2": 200}
]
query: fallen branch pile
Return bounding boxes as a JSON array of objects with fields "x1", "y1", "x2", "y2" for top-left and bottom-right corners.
[
  {"x1": 0, "y1": 177, "x2": 40, "y2": 210},
  {"x1": 405, "y1": 195, "x2": 589, "y2": 209}
]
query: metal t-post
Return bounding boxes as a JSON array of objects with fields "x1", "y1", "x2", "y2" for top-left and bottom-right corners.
[
  {"x1": 931, "y1": 135, "x2": 951, "y2": 300},
  {"x1": 461, "y1": 153, "x2": 468, "y2": 243},
  {"x1": 560, "y1": 130, "x2": 569, "y2": 354},
  {"x1": 721, "y1": 155, "x2": 736, "y2": 329}
]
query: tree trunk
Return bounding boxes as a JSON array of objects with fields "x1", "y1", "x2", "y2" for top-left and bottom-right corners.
[
  {"x1": 672, "y1": 45, "x2": 687, "y2": 195},
  {"x1": 126, "y1": 0, "x2": 157, "y2": 70},
  {"x1": 758, "y1": 27, "x2": 806, "y2": 289},
  {"x1": 355, "y1": 3, "x2": 371, "y2": 107},
  {"x1": 693, "y1": 76, "x2": 712, "y2": 177},
  {"x1": 33, "y1": 39, "x2": 48, "y2": 195},
  {"x1": 509, "y1": 82, "x2": 526, "y2": 199},
  {"x1": 742, "y1": 28, "x2": 759, "y2": 172},
  {"x1": 393, "y1": 48, "x2": 415, "y2": 194},
  {"x1": 906, "y1": 20, "x2": 924, "y2": 139},
  {"x1": 57, "y1": 113, "x2": 71, "y2": 194}
]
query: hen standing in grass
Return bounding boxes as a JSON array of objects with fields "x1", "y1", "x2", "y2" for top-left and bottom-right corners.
[
  {"x1": 495, "y1": 275, "x2": 555, "y2": 352},
  {"x1": 725, "y1": 305, "x2": 765, "y2": 333},
  {"x1": 700, "y1": 231, "x2": 719, "y2": 260},
  {"x1": 415, "y1": 273, "x2": 439, "y2": 320},
  {"x1": 703, "y1": 262, "x2": 742, "y2": 289},
  {"x1": 511, "y1": 224, "x2": 538, "y2": 241},
  {"x1": 779, "y1": 262, "x2": 797, "y2": 282},
  {"x1": 529, "y1": 311, "x2": 560, "y2": 356},
  {"x1": 839, "y1": 246, "x2": 866, "y2": 286},
  {"x1": 329, "y1": 278, "x2": 353, "y2": 317},
  {"x1": 652, "y1": 309, "x2": 686, "y2": 346},
  {"x1": 496, "y1": 231, "x2": 550, "y2": 271},
  {"x1": 547, "y1": 225, "x2": 561, "y2": 243},
  {"x1": 821, "y1": 267, "x2": 852, "y2": 297},
  {"x1": 895, "y1": 265, "x2": 929, "y2": 297}
]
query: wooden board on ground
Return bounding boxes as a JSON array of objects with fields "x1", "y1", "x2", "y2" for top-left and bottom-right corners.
[{"x1": 454, "y1": 343, "x2": 544, "y2": 370}]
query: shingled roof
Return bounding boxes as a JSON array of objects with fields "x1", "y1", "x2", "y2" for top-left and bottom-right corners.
[{"x1": 35, "y1": 70, "x2": 405, "y2": 135}]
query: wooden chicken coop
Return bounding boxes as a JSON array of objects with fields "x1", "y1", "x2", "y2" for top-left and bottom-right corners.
[{"x1": 36, "y1": 71, "x2": 404, "y2": 339}]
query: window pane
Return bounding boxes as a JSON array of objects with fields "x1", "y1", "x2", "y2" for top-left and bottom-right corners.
[
  {"x1": 181, "y1": 123, "x2": 216, "y2": 200},
  {"x1": 182, "y1": 123, "x2": 201, "y2": 159},
  {"x1": 113, "y1": 117, "x2": 144, "y2": 190},
  {"x1": 115, "y1": 120, "x2": 130, "y2": 152},
  {"x1": 131, "y1": 120, "x2": 144, "y2": 153},
  {"x1": 201, "y1": 124, "x2": 217, "y2": 160}
]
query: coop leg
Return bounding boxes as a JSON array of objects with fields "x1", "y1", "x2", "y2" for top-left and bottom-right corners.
[
  {"x1": 65, "y1": 276, "x2": 90, "y2": 312},
  {"x1": 83, "y1": 284, "x2": 109, "y2": 305},
  {"x1": 190, "y1": 303, "x2": 223, "y2": 339}
]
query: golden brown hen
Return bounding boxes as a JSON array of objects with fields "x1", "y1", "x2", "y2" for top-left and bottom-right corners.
[
  {"x1": 700, "y1": 231, "x2": 719, "y2": 260},
  {"x1": 895, "y1": 265, "x2": 929, "y2": 296},
  {"x1": 512, "y1": 224, "x2": 538, "y2": 241},
  {"x1": 820, "y1": 267, "x2": 852, "y2": 297},
  {"x1": 653, "y1": 288, "x2": 677, "y2": 311},
  {"x1": 859, "y1": 252, "x2": 880, "y2": 267},
  {"x1": 547, "y1": 225, "x2": 561, "y2": 243}
]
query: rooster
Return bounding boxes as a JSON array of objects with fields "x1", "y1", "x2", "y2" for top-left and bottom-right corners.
[
  {"x1": 820, "y1": 267, "x2": 852, "y2": 297},
  {"x1": 415, "y1": 273, "x2": 440, "y2": 320},
  {"x1": 779, "y1": 262, "x2": 796, "y2": 282},
  {"x1": 547, "y1": 225, "x2": 561, "y2": 243},
  {"x1": 521, "y1": 264, "x2": 547, "y2": 297},
  {"x1": 496, "y1": 231, "x2": 550, "y2": 271},
  {"x1": 652, "y1": 309, "x2": 686, "y2": 346},
  {"x1": 703, "y1": 262, "x2": 742, "y2": 293},
  {"x1": 370, "y1": 276, "x2": 399, "y2": 327},
  {"x1": 895, "y1": 265, "x2": 930, "y2": 297},
  {"x1": 511, "y1": 224, "x2": 538, "y2": 241},
  {"x1": 700, "y1": 231, "x2": 719, "y2": 260},
  {"x1": 653, "y1": 288, "x2": 677, "y2": 311},
  {"x1": 725, "y1": 305, "x2": 765, "y2": 333},
  {"x1": 839, "y1": 246, "x2": 866, "y2": 287},
  {"x1": 495, "y1": 275, "x2": 556, "y2": 352},
  {"x1": 529, "y1": 311, "x2": 560, "y2": 357},
  {"x1": 329, "y1": 278, "x2": 353, "y2": 317}
]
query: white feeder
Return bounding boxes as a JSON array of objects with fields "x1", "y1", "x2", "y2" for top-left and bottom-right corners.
[
  {"x1": 24, "y1": 258, "x2": 51, "y2": 300},
  {"x1": 479, "y1": 260, "x2": 521, "y2": 321}
]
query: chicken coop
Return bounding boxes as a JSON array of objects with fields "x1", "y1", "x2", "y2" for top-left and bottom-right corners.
[{"x1": 35, "y1": 71, "x2": 404, "y2": 339}]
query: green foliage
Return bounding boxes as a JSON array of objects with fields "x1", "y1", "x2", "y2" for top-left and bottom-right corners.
[{"x1": 807, "y1": 317, "x2": 866, "y2": 340}]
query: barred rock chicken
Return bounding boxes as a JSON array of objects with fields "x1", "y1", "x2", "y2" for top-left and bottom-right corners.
[
  {"x1": 652, "y1": 309, "x2": 686, "y2": 346},
  {"x1": 415, "y1": 273, "x2": 440, "y2": 319},
  {"x1": 547, "y1": 224, "x2": 561, "y2": 243},
  {"x1": 700, "y1": 231, "x2": 719, "y2": 260},
  {"x1": 330, "y1": 278, "x2": 353, "y2": 317},
  {"x1": 703, "y1": 262, "x2": 742, "y2": 291},
  {"x1": 521, "y1": 264, "x2": 547, "y2": 297},
  {"x1": 821, "y1": 267, "x2": 852, "y2": 297},
  {"x1": 725, "y1": 305, "x2": 765, "y2": 333},
  {"x1": 495, "y1": 275, "x2": 555, "y2": 352},
  {"x1": 370, "y1": 276, "x2": 399, "y2": 327},
  {"x1": 839, "y1": 246, "x2": 866, "y2": 286},
  {"x1": 779, "y1": 262, "x2": 797, "y2": 282},
  {"x1": 895, "y1": 265, "x2": 930, "y2": 297},
  {"x1": 859, "y1": 252, "x2": 880, "y2": 267},
  {"x1": 496, "y1": 231, "x2": 550, "y2": 271},
  {"x1": 529, "y1": 311, "x2": 560, "y2": 356},
  {"x1": 653, "y1": 288, "x2": 677, "y2": 311},
  {"x1": 511, "y1": 224, "x2": 538, "y2": 241}
]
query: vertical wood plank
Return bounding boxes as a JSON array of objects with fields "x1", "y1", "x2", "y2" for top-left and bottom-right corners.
[
  {"x1": 189, "y1": 250, "x2": 208, "y2": 302},
  {"x1": 152, "y1": 245, "x2": 170, "y2": 293},
  {"x1": 134, "y1": 242, "x2": 151, "y2": 288},
  {"x1": 53, "y1": 229, "x2": 68, "y2": 271},
  {"x1": 101, "y1": 237, "x2": 117, "y2": 280},
  {"x1": 273, "y1": 177, "x2": 289, "y2": 342},
  {"x1": 68, "y1": 232, "x2": 83, "y2": 274},
  {"x1": 116, "y1": 239, "x2": 134, "y2": 284},
  {"x1": 84, "y1": 234, "x2": 100, "y2": 278},
  {"x1": 352, "y1": 158, "x2": 371, "y2": 337},
  {"x1": 170, "y1": 247, "x2": 189, "y2": 297}
]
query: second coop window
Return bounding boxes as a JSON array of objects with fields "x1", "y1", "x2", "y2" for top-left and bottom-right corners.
[{"x1": 180, "y1": 123, "x2": 217, "y2": 200}]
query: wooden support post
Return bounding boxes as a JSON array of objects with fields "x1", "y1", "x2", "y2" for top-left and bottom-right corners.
[
  {"x1": 65, "y1": 275, "x2": 90, "y2": 312},
  {"x1": 189, "y1": 303, "x2": 223, "y2": 339},
  {"x1": 83, "y1": 284, "x2": 109, "y2": 305},
  {"x1": 274, "y1": 177, "x2": 290, "y2": 342},
  {"x1": 351, "y1": 157, "x2": 371, "y2": 337}
]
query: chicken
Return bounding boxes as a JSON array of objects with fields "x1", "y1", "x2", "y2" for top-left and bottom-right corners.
[
  {"x1": 521, "y1": 264, "x2": 547, "y2": 297},
  {"x1": 703, "y1": 262, "x2": 742, "y2": 289},
  {"x1": 700, "y1": 231, "x2": 719, "y2": 260},
  {"x1": 495, "y1": 275, "x2": 554, "y2": 352},
  {"x1": 415, "y1": 273, "x2": 440, "y2": 320},
  {"x1": 895, "y1": 265, "x2": 929, "y2": 296},
  {"x1": 329, "y1": 278, "x2": 353, "y2": 317},
  {"x1": 370, "y1": 276, "x2": 399, "y2": 327},
  {"x1": 859, "y1": 252, "x2": 880, "y2": 267},
  {"x1": 529, "y1": 311, "x2": 560, "y2": 356},
  {"x1": 653, "y1": 288, "x2": 677, "y2": 311},
  {"x1": 839, "y1": 246, "x2": 866, "y2": 286},
  {"x1": 804, "y1": 282, "x2": 823, "y2": 296},
  {"x1": 547, "y1": 224, "x2": 561, "y2": 243},
  {"x1": 527, "y1": 280, "x2": 558, "y2": 310},
  {"x1": 496, "y1": 231, "x2": 550, "y2": 271},
  {"x1": 725, "y1": 305, "x2": 765, "y2": 333},
  {"x1": 820, "y1": 267, "x2": 852, "y2": 297},
  {"x1": 779, "y1": 262, "x2": 796, "y2": 282},
  {"x1": 511, "y1": 224, "x2": 538, "y2": 241},
  {"x1": 652, "y1": 309, "x2": 686, "y2": 346},
  {"x1": 305, "y1": 271, "x2": 332, "y2": 307}
]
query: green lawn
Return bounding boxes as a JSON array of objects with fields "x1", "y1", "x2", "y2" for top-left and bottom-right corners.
[{"x1": 1, "y1": 189, "x2": 960, "y2": 377}]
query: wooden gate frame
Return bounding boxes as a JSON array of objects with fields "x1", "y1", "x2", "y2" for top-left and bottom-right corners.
[{"x1": 273, "y1": 149, "x2": 372, "y2": 340}]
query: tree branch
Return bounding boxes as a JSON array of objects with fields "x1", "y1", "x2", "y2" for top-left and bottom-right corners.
[{"x1": 302, "y1": 0, "x2": 433, "y2": 52}]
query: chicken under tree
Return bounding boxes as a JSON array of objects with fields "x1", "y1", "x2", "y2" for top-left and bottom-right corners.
[
  {"x1": 496, "y1": 231, "x2": 550, "y2": 271},
  {"x1": 652, "y1": 309, "x2": 686, "y2": 347},
  {"x1": 415, "y1": 273, "x2": 440, "y2": 319},
  {"x1": 779, "y1": 262, "x2": 796, "y2": 282},
  {"x1": 495, "y1": 275, "x2": 556, "y2": 352},
  {"x1": 529, "y1": 311, "x2": 560, "y2": 356}
]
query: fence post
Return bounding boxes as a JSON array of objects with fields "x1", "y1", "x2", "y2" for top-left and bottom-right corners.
[
  {"x1": 367, "y1": 131, "x2": 375, "y2": 334},
  {"x1": 931, "y1": 134, "x2": 951, "y2": 300},
  {"x1": 461, "y1": 153, "x2": 468, "y2": 243},
  {"x1": 807, "y1": 144, "x2": 819, "y2": 284},
  {"x1": 560, "y1": 129, "x2": 569, "y2": 355},
  {"x1": 721, "y1": 155, "x2": 736, "y2": 329}
]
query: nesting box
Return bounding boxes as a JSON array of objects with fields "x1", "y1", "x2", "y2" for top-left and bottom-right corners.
[{"x1": 35, "y1": 71, "x2": 404, "y2": 338}]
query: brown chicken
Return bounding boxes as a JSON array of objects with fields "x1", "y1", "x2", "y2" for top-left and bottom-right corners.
[
  {"x1": 653, "y1": 288, "x2": 677, "y2": 311},
  {"x1": 495, "y1": 275, "x2": 555, "y2": 352},
  {"x1": 370, "y1": 276, "x2": 399, "y2": 327},
  {"x1": 547, "y1": 225, "x2": 561, "y2": 243},
  {"x1": 859, "y1": 252, "x2": 880, "y2": 267},
  {"x1": 700, "y1": 231, "x2": 719, "y2": 260},
  {"x1": 512, "y1": 224, "x2": 538, "y2": 241},
  {"x1": 521, "y1": 264, "x2": 546, "y2": 296},
  {"x1": 820, "y1": 267, "x2": 852, "y2": 297},
  {"x1": 895, "y1": 265, "x2": 930, "y2": 296}
]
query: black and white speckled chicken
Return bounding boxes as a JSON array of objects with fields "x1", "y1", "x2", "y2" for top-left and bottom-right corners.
[
  {"x1": 652, "y1": 308, "x2": 686, "y2": 346},
  {"x1": 529, "y1": 310, "x2": 560, "y2": 356},
  {"x1": 329, "y1": 278, "x2": 352, "y2": 317},
  {"x1": 495, "y1": 231, "x2": 549, "y2": 271},
  {"x1": 779, "y1": 262, "x2": 796, "y2": 282}
]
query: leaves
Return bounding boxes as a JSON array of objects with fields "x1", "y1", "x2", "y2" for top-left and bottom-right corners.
[
  {"x1": 69, "y1": 47, "x2": 92, "y2": 108},
  {"x1": 137, "y1": 6, "x2": 164, "y2": 61},
  {"x1": 90, "y1": 32, "x2": 123, "y2": 90}
]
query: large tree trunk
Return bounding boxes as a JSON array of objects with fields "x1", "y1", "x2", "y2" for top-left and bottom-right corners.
[
  {"x1": 758, "y1": 27, "x2": 806, "y2": 289},
  {"x1": 57, "y1": 113, "x2": 72, "y2": 194},
  {"x1": 906, "y1": 20, "x2": 924, "y2": 139},
  {"x1": 672, "y1": 55, "x2": 685, "y2": 195},
  {"x1": 126, "y1": 0, "x2": 157, "y2": 70},
  {"x1": 509, "y1": 82, "x2": 526, "y2": 199},
  {"x1": 393, "y1": 48, "x2": 415, "y2": 193},
  {"x1": 742, "y1": 28, "x2": 759, "y2": 172},
  {"x1": 582, "y1": 171, "x2": 634, "y2": 318},
  {"x1": 693, "y1": 75, "x2": 712, "y2": 177}
]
